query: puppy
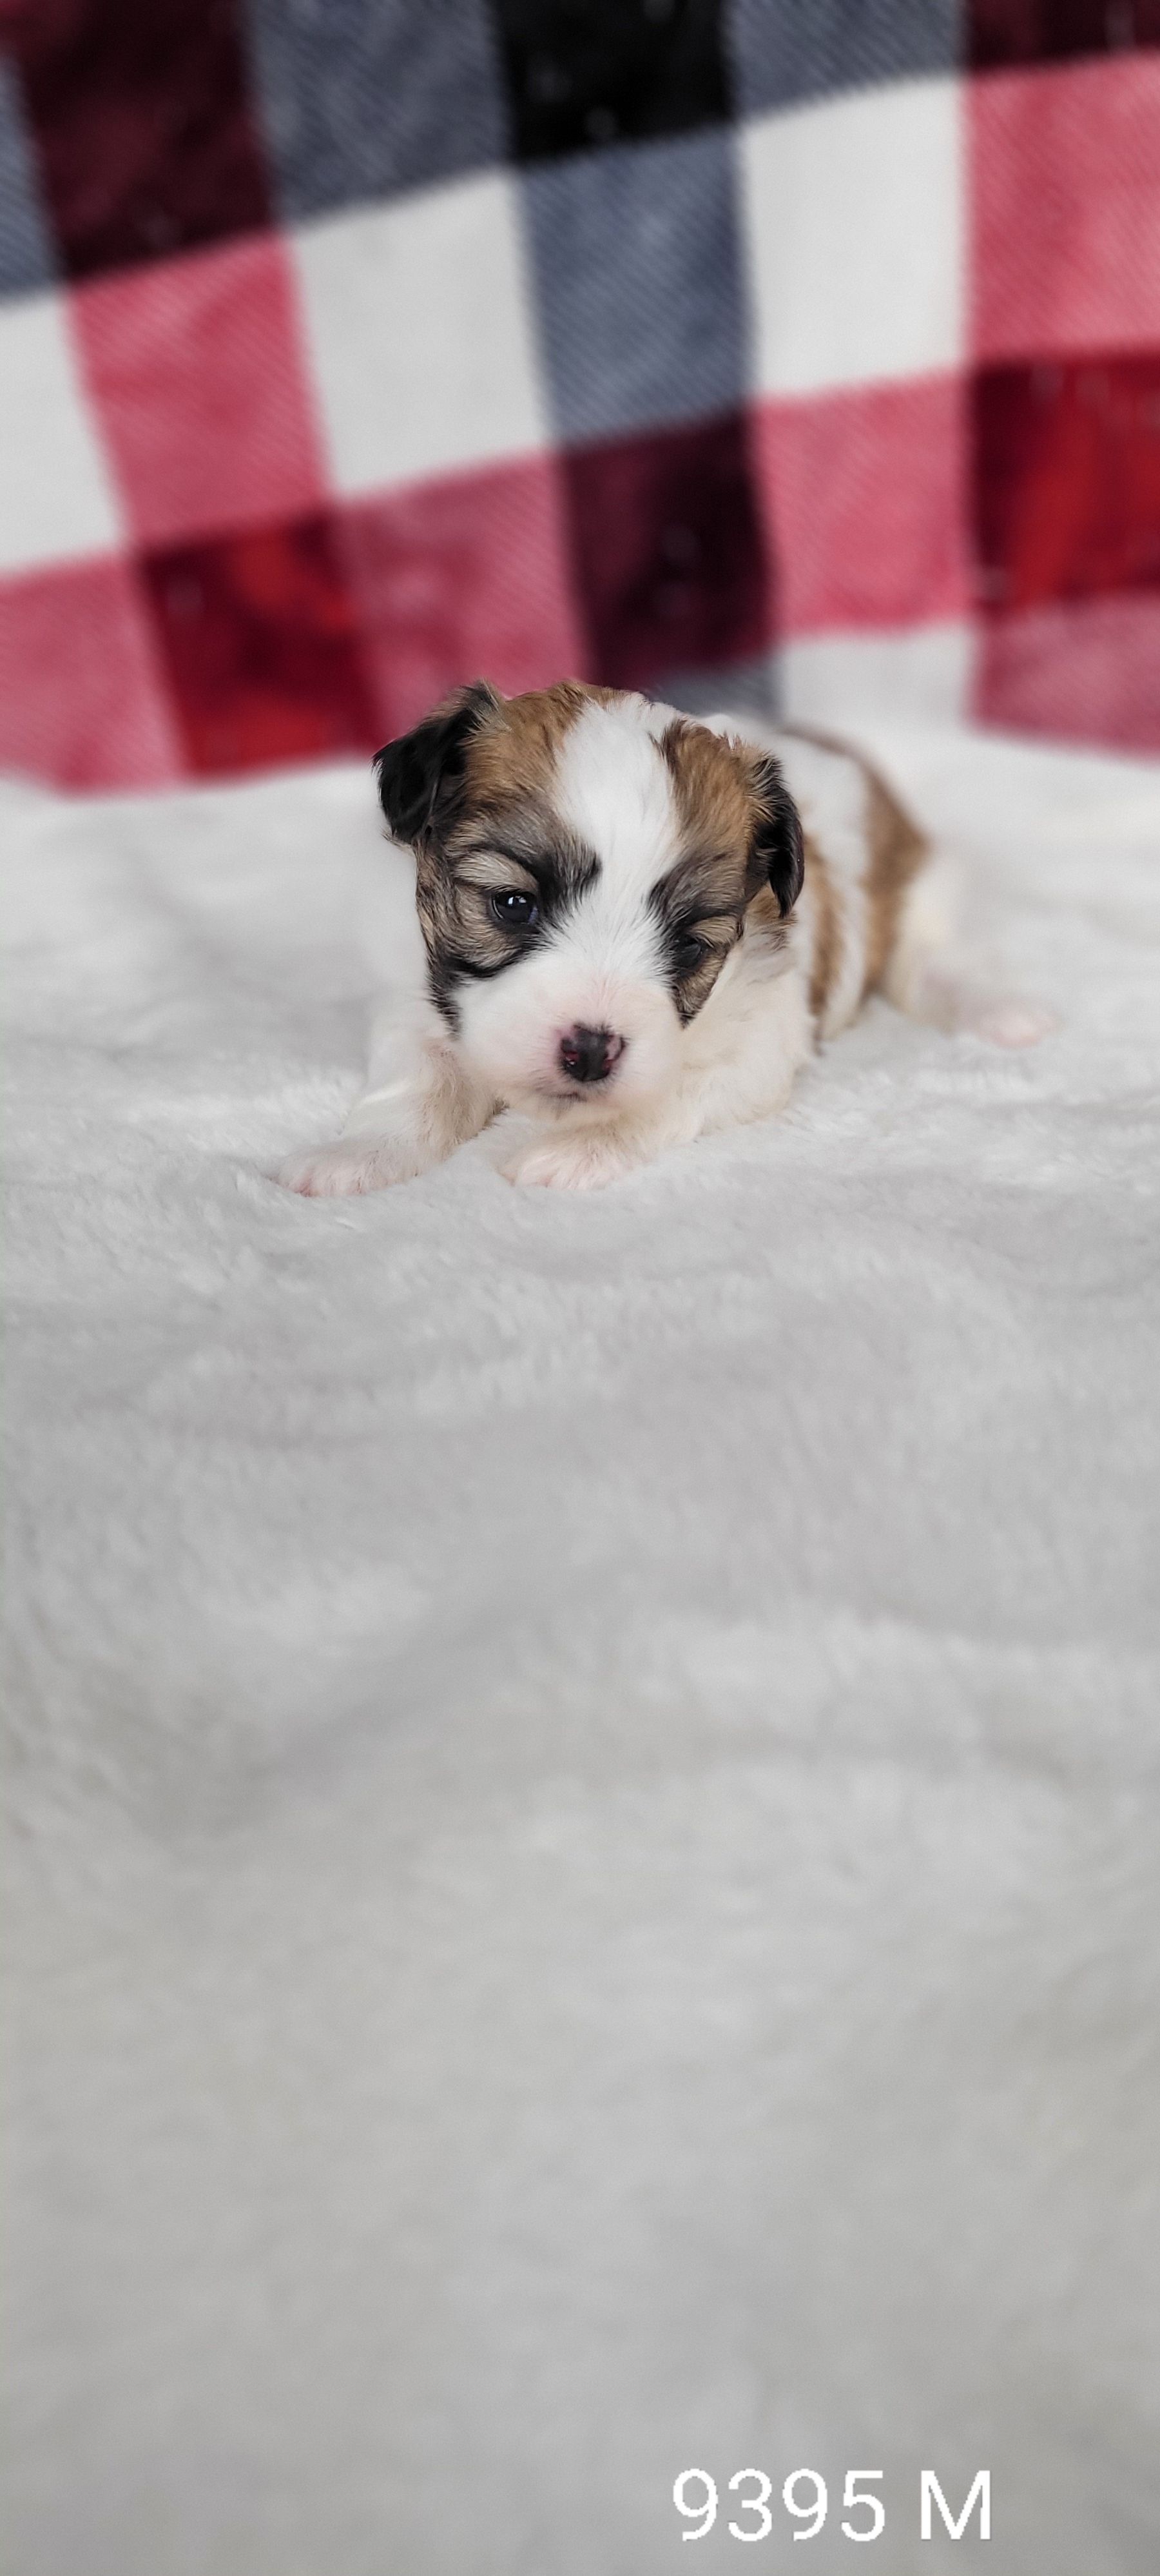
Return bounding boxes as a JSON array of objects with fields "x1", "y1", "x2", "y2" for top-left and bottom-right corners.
[{"x1": 280, "y1": 679, "x2": 1050, "y2": 1195}]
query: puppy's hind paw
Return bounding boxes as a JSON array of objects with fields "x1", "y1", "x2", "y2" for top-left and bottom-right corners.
[
  {"x1": 276, "y1": 1133, "x2": 427, "y2": 1196},
  {"x1": 969, "y1": 997, "x2": 1059, "y2": 1049},
  {"x1": 902, "y1": 960, "x2": 1059, "y2": 1048}
]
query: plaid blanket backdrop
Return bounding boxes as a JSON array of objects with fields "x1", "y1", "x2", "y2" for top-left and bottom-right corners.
[{"x1": 1, "y1": 1, "x2": 1157, "y2": 791}]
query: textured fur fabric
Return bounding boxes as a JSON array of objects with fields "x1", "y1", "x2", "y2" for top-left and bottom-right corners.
[{"x1": 5, "y1": 728, "x2": 1160, "y2": 2575}]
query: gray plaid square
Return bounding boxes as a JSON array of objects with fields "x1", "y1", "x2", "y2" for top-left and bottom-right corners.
[
  {"x1": 244, "y1": 0, "x2": 510, "y2": 225},
  {"x1": 522, "y1": 130, "x2": 747, "y2": 446},
  {"x1": 0, "y1": 63, "x2": 56, "y2": 298},
  {"x1": 728, "y1": 0, "x2": 960, "y2": 117}
]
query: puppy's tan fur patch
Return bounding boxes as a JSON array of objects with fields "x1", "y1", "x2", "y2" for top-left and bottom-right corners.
[
  {"x1": 864, "y1": 763, "x2": 928, "y2": 992},
  {"x1": 804, "y1": 837, "x2": 842, "y2": 1021},
  {"x1": 660, "y1": 716, "x2": 757, "y2": 873},
  {"x1": 782, "y1": 723, "x2": 929, "y2": 1017},
  {"x1": 461, "y1": 680, "x2": 614, "y2": 815}
]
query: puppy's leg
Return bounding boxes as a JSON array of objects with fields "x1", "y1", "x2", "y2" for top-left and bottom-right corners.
[
  {"x1": 501, "y1": 1115, "x2": 662, "y2": 1193},
  {"x1": 279, "y1": 1020, "x2": 494, "y2": 1196},
  {"x1": 883, "y1": 852, "x2": 1057, "y2": 1048}
]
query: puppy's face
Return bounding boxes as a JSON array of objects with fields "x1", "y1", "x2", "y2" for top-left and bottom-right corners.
[{"x1": 375, "y1": 681, "x2": 804, "y2": 1118}]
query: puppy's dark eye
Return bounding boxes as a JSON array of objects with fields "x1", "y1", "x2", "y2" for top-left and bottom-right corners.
[
  {"x1": 490, "y1": 888, "x2": 539, "y2": 930},
  {"x1": 673, "y1": 932, "x2": 708, "y2": 976}
]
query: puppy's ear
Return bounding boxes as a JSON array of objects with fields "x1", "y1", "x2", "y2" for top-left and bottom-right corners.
[
  {"x1": 748, "y1": 753, "x2": 804, "y2": 917},
  {"x1": 374, "y1": 680, "x2": 500, "y2": 846}
]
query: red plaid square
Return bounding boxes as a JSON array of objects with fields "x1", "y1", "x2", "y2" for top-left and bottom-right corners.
[
  {"x1": 974, "y1": 354, "x2": 1160, "y2": 615},
  {"x1": 976, "y1": 593, "x2": 1160, "y2": 750},
  {"x1": 338, "y1": 455, "x2": 587, "y2": 741},
  {"x1": 562, "y1": 414, "x2": 771, "y2": 692},
  {"x1": 0, "y1": 554, "x2": 181, "y2": 788},
  {"x1": 71, "y1": 234, "x2": 327, "y2": 551},
  {"x1": 972, "y1": 55, "x2": 1160, "y2": 362},
  {"x1": 753, "y1": 376, "x2": 971, "y2": 639},
  {"x1": 14, "y1": 0, "x2": 271, "y2": 281},
  {"x1": 143, "y1": 513, "x2": 376, "y2": 776}
]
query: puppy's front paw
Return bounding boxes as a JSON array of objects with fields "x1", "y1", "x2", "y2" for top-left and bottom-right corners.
[
  {"x1": 277, "y1": 1133, "x2": 428, "y2": 1196},
  {"x1": 501, "y1": 1129, "x2": 641, "y2": 1191}
]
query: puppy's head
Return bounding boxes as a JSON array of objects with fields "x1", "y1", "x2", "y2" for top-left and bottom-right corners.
[{"x1": 375, "y1": 680, "x2": 803, "y2": 1117}]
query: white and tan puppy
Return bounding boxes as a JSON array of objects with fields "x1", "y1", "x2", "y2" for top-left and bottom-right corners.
[{"x1": 280, "y1": 679, "x2": 1048, "y2": 1195}]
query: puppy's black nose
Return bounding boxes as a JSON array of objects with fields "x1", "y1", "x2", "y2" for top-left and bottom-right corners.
[{"x1": 559, "y1": 1023, "x2": 625, "y2": 1085}]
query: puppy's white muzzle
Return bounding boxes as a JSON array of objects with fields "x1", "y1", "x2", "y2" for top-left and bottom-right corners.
[{"x1": 456, "y1": 948, "x2": 682, "y2": 1119}]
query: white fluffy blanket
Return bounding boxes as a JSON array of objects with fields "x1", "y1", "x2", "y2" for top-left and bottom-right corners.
[{"x1": 6, "y1": 728, "x2": 1160, "y2": 2575}]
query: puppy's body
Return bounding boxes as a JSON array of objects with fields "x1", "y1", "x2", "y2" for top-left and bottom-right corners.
[{"x1": 282, "y1": 682, "x2": 1047, "y2": 1196}]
